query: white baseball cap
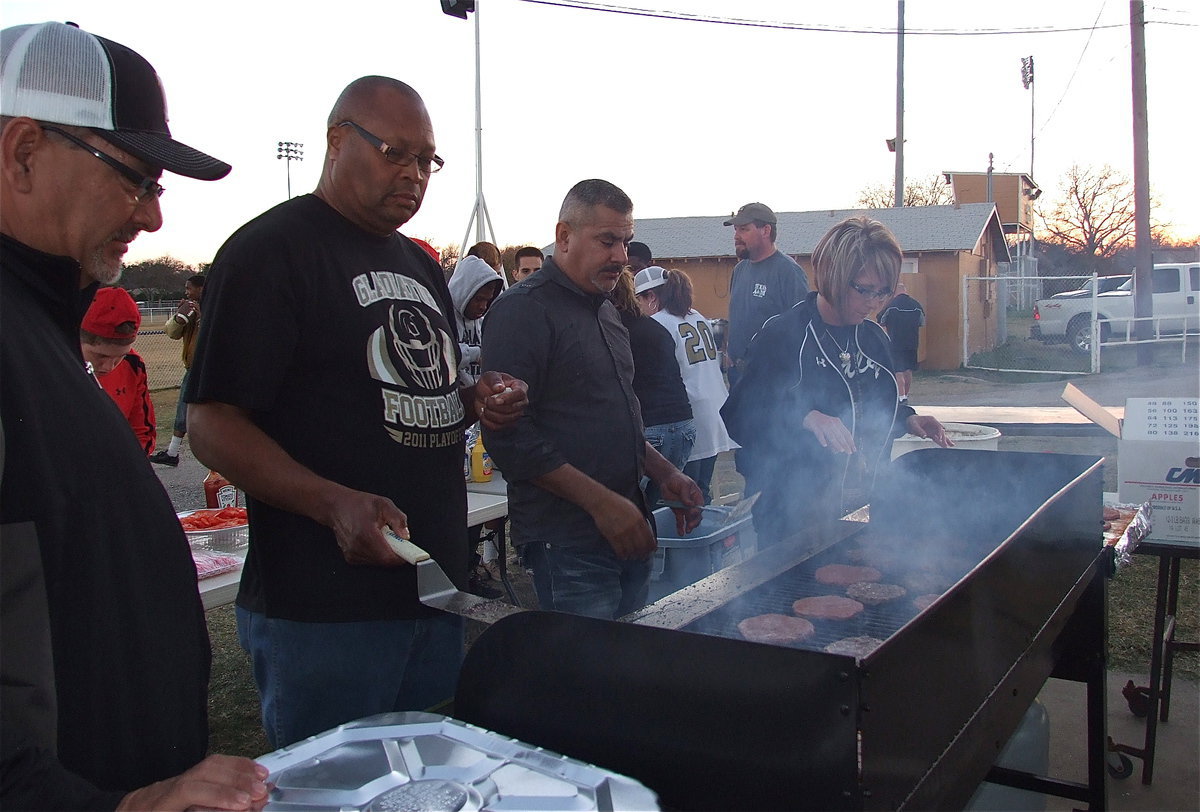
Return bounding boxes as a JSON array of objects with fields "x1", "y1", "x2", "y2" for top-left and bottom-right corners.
[
  {"x1": 634, "y1": 266, "x2": 668, "y2": 295},
  {"x1": 0, "y1": 21, "x2": 231, "y2": 180}
]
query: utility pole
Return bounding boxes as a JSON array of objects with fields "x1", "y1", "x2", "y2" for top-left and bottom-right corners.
[
  {"x1": 1130, "y1": 0, "x2": 1153, "y2": 365},
  {"x1": 277, "y1": 141, "x2": 303, "y2": 199},
  {"x1": 441, "y1": 0, "x2": 497, "y2": 252},
  {"x1": 894, "y1": 0, "x2": 905, "y2": 207},
  {"x1": 1021, "y1": 56, "x2": 1035, "y2": 179}
]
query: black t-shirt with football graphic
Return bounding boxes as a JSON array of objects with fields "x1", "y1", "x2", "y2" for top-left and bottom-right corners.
[{"x1": 187, "y1": 195, "x2": 467, "y2": 621}]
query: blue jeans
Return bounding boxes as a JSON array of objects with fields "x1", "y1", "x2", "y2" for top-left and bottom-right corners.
[
  {"x1": 236, "y1": 607, "x2": 464, "y2": 748},
  {"x1": 682, "y1": 455, "x2": 718, "y2": 505},
  {"x1": 172, "y1": 369, "x2": 190, "y2": 436},
  {"x1": 522, "y1": 540, "x2": 651, "y2": 620},
  {"x1": 643, "y1": 418, "x2": 696, "y2": 510}
]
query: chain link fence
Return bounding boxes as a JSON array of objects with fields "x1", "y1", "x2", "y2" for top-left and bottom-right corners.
[
  {"x1": 134, "y1": 307, "x2": 189, "y2": 390},
  {"x1": 963, "y1": 275, "x2": 1195, "y2": 375}
]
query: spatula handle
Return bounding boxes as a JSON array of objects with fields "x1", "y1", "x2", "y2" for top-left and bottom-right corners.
[{"x1": 382, "y1": 528, "x2": 430, "y2": 563}]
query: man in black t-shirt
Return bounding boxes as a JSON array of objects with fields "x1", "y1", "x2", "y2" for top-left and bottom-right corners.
[{"x1": 184, "y1": 76, "x2": 527, "y2": 748}]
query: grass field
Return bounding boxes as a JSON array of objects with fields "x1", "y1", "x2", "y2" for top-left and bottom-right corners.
[{"x1": 134, "y1": 327, "x2": 188, "y2": 391}]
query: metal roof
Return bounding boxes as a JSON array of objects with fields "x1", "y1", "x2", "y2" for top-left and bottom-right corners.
[{"x1": 625, "y1": 202, "x2": 1007, "y2": 261}]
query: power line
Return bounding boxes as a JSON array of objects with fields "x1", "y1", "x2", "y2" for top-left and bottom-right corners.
[
  {"x1": 515, "y1": 0, "x2": 1193, "y2": 34},
  {"x1": 1036, "y1": 1, "x2": 1109, "y2": 137}
]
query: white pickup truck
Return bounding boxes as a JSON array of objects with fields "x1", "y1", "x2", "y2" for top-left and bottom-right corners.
[{"x1": 1031, "y1": 263, "x2": 1200, "y2": 353}]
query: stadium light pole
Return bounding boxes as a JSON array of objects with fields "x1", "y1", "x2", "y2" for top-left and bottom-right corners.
[
  {"x1": 277, "y1": 141, "x2": 304, "y2": 199},
  {"x1": 441, "y1": 0, "x2": 497, "y2": 251}
]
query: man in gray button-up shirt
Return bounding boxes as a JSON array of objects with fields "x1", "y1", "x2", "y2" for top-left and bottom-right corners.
[{"x1": 483, "y1": 179, "x2": 702, "y2": 620}]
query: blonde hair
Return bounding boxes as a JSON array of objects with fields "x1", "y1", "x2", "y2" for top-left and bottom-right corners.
[
  {"x1": 811, "y1": 216, "x2": 902, "y2": 309},
  {"x1": 610, "y1": 270, "x2": 641, "y2": 317}
]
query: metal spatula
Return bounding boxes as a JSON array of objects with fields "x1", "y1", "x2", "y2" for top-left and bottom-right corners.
[
  {"x1": 663, "y1": 491, "x2": 760, "y2": 529},
  {"x1": 384, "y1": 529, "x2": 522, "y2": 625},
  {"x1": 721, "y1": 491, "x2": 760, "y2": 527}
]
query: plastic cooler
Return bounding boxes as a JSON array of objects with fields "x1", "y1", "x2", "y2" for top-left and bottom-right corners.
[{"x1": 647, "y1": 505, "x2": 755, "y2": 603}]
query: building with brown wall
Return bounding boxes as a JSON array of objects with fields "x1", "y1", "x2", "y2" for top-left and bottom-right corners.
[{"x1": 616, "y1": 204, "x2": 1009, "y2": 370}]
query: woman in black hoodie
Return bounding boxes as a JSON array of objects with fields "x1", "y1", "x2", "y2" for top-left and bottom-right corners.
[{"x1": 721, "y1": 216, "x2": 951, "y2": 547}]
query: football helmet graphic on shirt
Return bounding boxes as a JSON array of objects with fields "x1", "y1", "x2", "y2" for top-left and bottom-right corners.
[{"x1": 367, "y1": 303, "x2": 457, "y2": 392}]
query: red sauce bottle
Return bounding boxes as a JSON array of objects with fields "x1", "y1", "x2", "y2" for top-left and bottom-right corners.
[{"x1": 203, "y1": 470, "x2": 238, "y2": 508}]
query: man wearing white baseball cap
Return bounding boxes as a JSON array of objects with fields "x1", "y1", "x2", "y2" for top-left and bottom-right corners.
[{"x1": 1, "y1": 21, "x2": 268, "y2": 811}]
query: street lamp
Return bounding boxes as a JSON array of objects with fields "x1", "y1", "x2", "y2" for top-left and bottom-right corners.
[
  {"x1": 440, "y1": 0, "x2": 496, "y2": 250},
  {"x1": 277, "y1": 141, "x2": 304, "y2": 199}
]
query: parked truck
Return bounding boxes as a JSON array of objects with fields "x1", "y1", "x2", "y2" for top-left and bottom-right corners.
[{"x1": 1031, "y1": 263, "x2": 1199, "y2": 353}]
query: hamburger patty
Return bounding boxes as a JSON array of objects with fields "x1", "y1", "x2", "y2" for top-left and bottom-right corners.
[
  {"x1": 793, "y1": 595, "x2": 865, "y2": 621},
  {"x1": 846, "y1": 581, "x2": 907, "y2": 606},
  {"x1": 824, "y1": 636, "x2": 884, "y2": 658},
  {"x1": 913, "y1": 593, "x2": 940, "y2": 612},
  {"x1": 737, "y1": 613, "x2": 816, "y2": 645},
  {"x1": 815, "y1": 564, "x2": 882, "y2": 586}
]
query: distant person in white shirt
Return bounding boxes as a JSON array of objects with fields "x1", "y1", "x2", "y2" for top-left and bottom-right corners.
[{"x1": 634, "y1": 265, "x2": 738, "y2": 504}]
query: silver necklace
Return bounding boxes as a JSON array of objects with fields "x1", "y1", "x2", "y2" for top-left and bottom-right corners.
[{"x1": 826, "y1": 330, "x2": 853, "y2": 364}]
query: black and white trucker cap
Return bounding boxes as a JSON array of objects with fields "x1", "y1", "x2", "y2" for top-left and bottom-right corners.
[{"x1": 0, "y1": 21, "x2": 231, "y2": 180}]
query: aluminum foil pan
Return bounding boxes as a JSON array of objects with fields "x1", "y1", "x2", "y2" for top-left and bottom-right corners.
[
  {"x1": 257, "y1": 711, "x2": 658, "y2": 811},
  {"x1": 1105, "y1": 500, "x2": 1152, "y2": 569},
  {"x1": 178, "y1": 509, "x2": 249, "y2": 554}
]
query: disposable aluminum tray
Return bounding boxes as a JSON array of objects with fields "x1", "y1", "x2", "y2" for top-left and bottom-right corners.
[
  {"x1": 1104, "y1": 499, "x2": 1152, "y2": 569},
  {"x1": 178, "y1": 509, "x2": 249, "y2": 555},
  {"x1": 257, "y1": 711, "x2": 659, "y2": 811}
]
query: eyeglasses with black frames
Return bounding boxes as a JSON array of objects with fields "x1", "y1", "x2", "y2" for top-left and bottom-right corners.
[
  {"x1": 41, "y1": 125, "x2": 164, "y2": 204},
  {"x1": 848, "y1": 280, "x2": 893, "y2": 302},
  {"x1": 336, "y1": 121, "x2": 444, "y2": 175}
]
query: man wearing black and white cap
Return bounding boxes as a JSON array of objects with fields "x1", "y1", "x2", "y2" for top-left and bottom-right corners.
[
  {"x1": 723, "y1": 202, "x2": 810, "y2": 388},
  {"x1": 0, "y1": 21, "x2": 269, "y2": 811}
]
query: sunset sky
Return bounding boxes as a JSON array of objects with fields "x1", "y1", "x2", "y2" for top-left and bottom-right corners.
[{"x1": 4, "y1": 0, "x2": 1196, "y2": 263}]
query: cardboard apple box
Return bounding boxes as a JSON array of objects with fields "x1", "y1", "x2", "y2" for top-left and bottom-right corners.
[{"x1": 1062, "y1": 384, "x2": 1199, "y2": 545}]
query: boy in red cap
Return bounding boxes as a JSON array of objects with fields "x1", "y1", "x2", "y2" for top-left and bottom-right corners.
[{"x1": 80, "y1": 287, "x2": 156, "y2": 455}]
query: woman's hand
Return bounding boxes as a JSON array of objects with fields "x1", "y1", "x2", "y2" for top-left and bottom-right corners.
[
  {"x1": 905, "y1": 414, "x2": 955, "y2": 448},
  {"x1": 803, "y1": 410, "x2": 856, "y2": 454}
]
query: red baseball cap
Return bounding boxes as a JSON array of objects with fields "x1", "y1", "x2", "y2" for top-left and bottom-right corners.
[
  {"x1": 82, "y1": 286, "x2": 141, "y2": 339},
  {"x1": 410, "y1": 237, "x2": 440, "y2": 263}
]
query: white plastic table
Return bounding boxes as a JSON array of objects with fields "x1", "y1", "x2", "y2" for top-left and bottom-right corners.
[{"x1": 197, "y1": 490, "x2": 510, "y2": 611}]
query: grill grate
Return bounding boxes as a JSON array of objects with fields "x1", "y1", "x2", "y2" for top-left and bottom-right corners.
[{"x1": 682, "y1": 530, "x2": 997, "y2": 653}]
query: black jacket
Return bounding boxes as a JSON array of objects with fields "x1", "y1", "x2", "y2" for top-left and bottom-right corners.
[
  {"x1": 722, "y1": 292, "x2": 914, "y2": 546},
  {"x1": 482, "y1": 257, "x2": 647, "y2": 546},
  {"x1": 1, "y1": 235, "x2": 211, "y2": 809}
]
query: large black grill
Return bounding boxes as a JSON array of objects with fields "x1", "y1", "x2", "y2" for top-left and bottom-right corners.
[{"x1": 456, "y1": 449, "x2": 1111, "y2": 810}]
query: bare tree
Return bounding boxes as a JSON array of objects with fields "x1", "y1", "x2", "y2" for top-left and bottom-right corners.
[
  {"x1": 856, "y1": 173, "x2": 955, "y2": 208},
  {"x1": 434, "y1": 242, "x2": 461, "y2": 281},
  {"x1": 1039, "y1": 164, "x2": 1167, "y2": 259}
]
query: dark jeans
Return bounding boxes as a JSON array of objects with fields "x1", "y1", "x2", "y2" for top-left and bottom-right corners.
[
  {"x1": 172, "y1": 369, "x2": 190, "y2": 436},
  {"x1": 682, "y1": 455, "x2": 718, "y2": 505},
  {"x1": 522, "y1": 539, "x2": 651, "y2": 620},
  {"x1": 236, "y1": 607, "x2": 464, "y2": 748}
]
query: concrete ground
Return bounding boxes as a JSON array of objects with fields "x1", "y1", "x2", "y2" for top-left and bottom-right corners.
[{"x1": 160, "y1": 359, "x2": 1198, "y2": 809}]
